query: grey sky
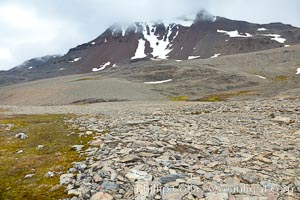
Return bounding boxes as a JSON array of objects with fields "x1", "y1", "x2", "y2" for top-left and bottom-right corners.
[{"x1": 0, "y1": 0, "x2": 299, "y2": 70}]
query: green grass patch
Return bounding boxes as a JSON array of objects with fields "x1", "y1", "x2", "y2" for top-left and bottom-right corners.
[
  {"x1": 198, "y1": 90, "x2": 258, "y2": 102},
  {"x1": 168, "y1": 95, "x2": 189, "y2": 101},
  {"x1": 0, "y1": 114, "x2": 93, "y2": 200}
]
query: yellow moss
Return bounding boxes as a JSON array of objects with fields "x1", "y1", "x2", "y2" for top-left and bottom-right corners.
[
  {"x1": 198, "y1": 90, "x2": 258, "y2": 102},
  {"x1": 273, "y1": 75, "x2": 289, "y2": 81},
  {"x1": 168, "y1": 95, "x2": 189, "y2": 101},
  {"x1": 0, "y1": 114, "x2": 95, "y2": 200}
]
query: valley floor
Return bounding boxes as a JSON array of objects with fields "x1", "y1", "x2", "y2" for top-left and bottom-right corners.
[{"x1": 0, "y1": 97, "x2": 299, "y2": 199}]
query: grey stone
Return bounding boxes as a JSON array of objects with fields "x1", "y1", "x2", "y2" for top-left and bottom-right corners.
[
  {"x1": 125, "y1": 169, "x2": 152, "y2": 181},
  {"x1": 59, "y1": 174, "x2": 74, "y2": 185},
  {"x1": 71, "y1": 145, "x2": 84, "y2": 152},
  {"x1": 15, "y1": 133, "x2": 28, "y2": 140},
  {"x1": 24, "y1": 174, "x2": 34, "y2": 179},
  {"x1": 100, "y1": 181, "x2": 118, "y2": 191},
  {"x1": 158, "y1": 174, "x2": 188, "y2": 184},
  {"x1": 120, "y1": 155, "x2": 141, "y2": 163},
  {"x1": 44, "y1": 171, "x2": 55, "y2": 178},
  {"x1": 161, "y1": 188, "x2": 188, "y2": 200}
]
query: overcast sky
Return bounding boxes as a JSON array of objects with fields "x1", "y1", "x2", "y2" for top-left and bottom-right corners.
[{"x1": 0, "y1": 0, "x2": 299, "y2": 70}]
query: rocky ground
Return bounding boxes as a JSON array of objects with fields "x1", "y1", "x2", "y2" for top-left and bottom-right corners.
[{"x1": 23, "y1": 97, "x2": 298, "y2": 200}]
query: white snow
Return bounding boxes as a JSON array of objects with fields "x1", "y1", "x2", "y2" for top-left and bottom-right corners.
[
  {"x1": 210, "y1": 53, "x2": 221, "y2": 58},
  {"x1": 131, "y1": 39, "x2": 147, "y2": 59},
  {"x1": 212, "y1": 16, "x2": 217, "y2": 22},
  {"x1": 217, "y1": 30, "x2": 252, "y2": 38},
  {"x1": 188, "y1": 56, "x2": 200, "y2": 60},
  {"x1": 69, "y1": 57, "x2": 81, "y2": 63},
  {"x1": 284, "y1": 45, "x2": 290, "y2": 47},
  {"x1": 122, "y1": 26, "x2": 126, "y2": 36},
  {"x1": 180, "y1": 46, "x2": 184, "y2": 50},
  {"x1": 92, "y1": 62, "x2": 111, "y2": 72},
  {"x1": 254, "y1": 75, "x2": 267, "y2": 79},
  {"x1": 144, "y1": 79, "x2": 173, "y2": 84},
  {"x1": 257, "y1": 28, "x2": 267, "y2": 31},
  {"x1": 59, "y1": 68, "x2": 64, "y2": 71},
  {"x1": 141, "y1": 23, "x2": 175, "y2": 59},
  {"x1": 28, "y1": 66, "x2": 33, "y2": 70},
  {"x1": 91, "y1": 42, "x2": 96, "y2": 45},
  {"x1": 263, "y1": 34, "x2": 286, "y2": 43},
  {"x1": 176, "y1": 60, "x2": 182, "y2": 62},
  {"x1": 104, "y1": 38, "x2": 107, "y2": 43},
  {"x1": 173, "y1": 29, "x2": 179, "y2": 39},
  {"x1": 112, "y1": 63, "x2": 118, "y2": 68},
  {"x1": 296, "y1": 68, "x2": 300, "y2": 75}
]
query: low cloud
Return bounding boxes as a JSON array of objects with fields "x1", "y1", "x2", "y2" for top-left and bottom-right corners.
[{"x1": 0, "y1": 0, "x2": 299, "y2": 70}]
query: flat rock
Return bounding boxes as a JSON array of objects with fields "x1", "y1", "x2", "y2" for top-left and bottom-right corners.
[
  {"x1": 24, "y1": 174, "x2": 34, "y2": 179},
  {"x1": 100, "y1": 181, "x2": 118, "y2": 191},
  {"x1": 120, "y1": 155, "x2": 141, "y2": 163},
  {"x1": 125, "y1": 169, "x2": 152, "y2": 181},
  {"x1": 158, "y1": 174, "x2": 188, "y2": 184},
  {"x1": 90, "y1": 192, "x2": 113, "y2": 200},
  {"x1": 162, "y1": 188, "x2": 188, "y2": 200},
  {"x1": 187, "y1": 177, "x2": 203, "y2": 186},
  {"x1": 241, "y1": 172, "x2": 260, "y2": 184}
]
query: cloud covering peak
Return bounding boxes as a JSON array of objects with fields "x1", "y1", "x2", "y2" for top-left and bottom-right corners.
[{"x1": 0, "y1": 0, "x2": 299, "y2": 70}]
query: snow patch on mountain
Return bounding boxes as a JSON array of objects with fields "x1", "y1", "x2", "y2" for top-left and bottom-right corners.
[
  {"x1": 142, "y1": 23, "x2": 175, "y2": 59},
  {"x1": 92, "y1": 62, "x2": 111, "y2": 72},
  {"x1": 296, "y1": 68, "x2": 300, "y2": 75},
  {"x1": 254, "y1": 75, "x2": 267, "y2": 79},
  {"x1": 217, "y1": 30, "x2": 252, "y2": 38},
  {"x1": 188, "y1": 56, "x2": 200, "y2": 60},
  {"x1": 211, "y1": 53, "x2": 221, "y2": 58},
  {"x1": 131, "y1": 39, "x2": 147, "y2": 59},
  {"x1": 257, "y1": 28, "x2": 267, "y2": 31},
  {"x1": 69, "y1": 57, "x2": 81, "y2": 63},
  {"x1": 262, "y1": 34, "x2": 286, "y2": 43},
  {"x1": 144, "y1": 79, "x2": 173, "y2": 84}
]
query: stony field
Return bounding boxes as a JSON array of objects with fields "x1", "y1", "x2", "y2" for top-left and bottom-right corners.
[{"x1": 1, "y1": 97, "x2": 299, "y2": 200}]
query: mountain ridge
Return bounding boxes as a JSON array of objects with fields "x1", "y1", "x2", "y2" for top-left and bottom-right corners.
[{"x1": 1, "y1": 11, "x2": 300, "y2": 85}]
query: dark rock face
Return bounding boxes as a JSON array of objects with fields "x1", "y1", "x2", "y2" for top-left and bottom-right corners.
[{"x1": 1, "y1": 12, "x2": 300, "y2": 85}]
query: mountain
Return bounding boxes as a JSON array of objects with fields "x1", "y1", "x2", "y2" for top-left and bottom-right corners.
[{"x1": 1, "y1": 10, "x2": 300, "y2": 85}]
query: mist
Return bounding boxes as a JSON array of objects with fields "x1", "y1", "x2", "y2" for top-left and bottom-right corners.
[{"x1": 0, "y1": 0, "x2": 299, "y2": 70}]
